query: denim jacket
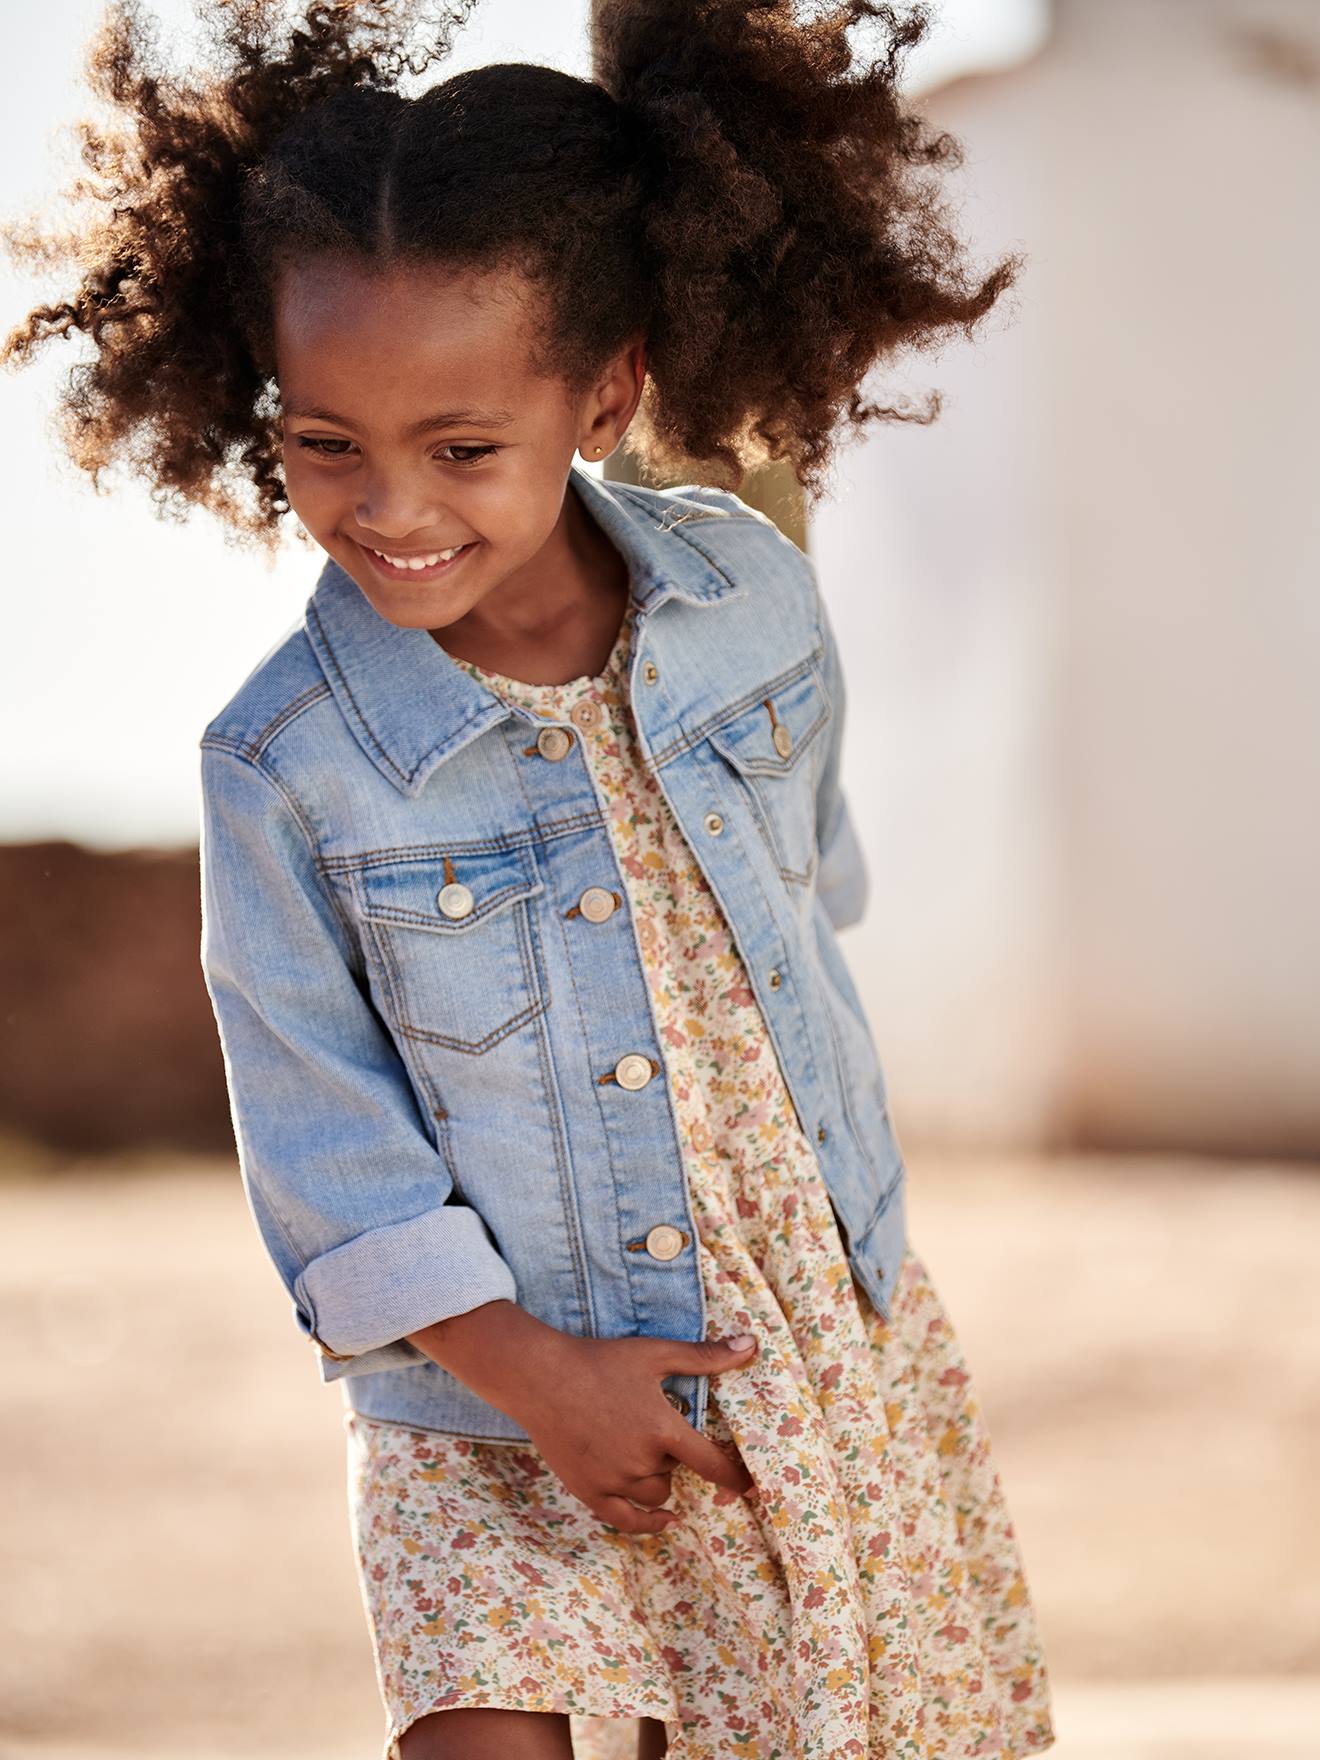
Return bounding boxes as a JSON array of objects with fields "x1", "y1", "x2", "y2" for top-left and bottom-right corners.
[{"x1": 199, "y1": 465, "x2": 908, "y2": 1441}]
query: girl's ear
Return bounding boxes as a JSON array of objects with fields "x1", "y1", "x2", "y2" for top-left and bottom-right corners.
[{"x1": 581, "y1": 338, "x2": 647, "y2": 457}]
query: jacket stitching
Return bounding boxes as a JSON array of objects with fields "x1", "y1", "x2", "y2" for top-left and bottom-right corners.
[
  {"x1": 646, "y1": 648, "x2": 825, "y2": 769},
  {"x1": 357, "y1": 879, "x2": 538, "y2": 932},
  {"x1": 306, "y1": 601, "x2": 409, "y2": 784},
  {"x1": 317, "y1": 812, "x2": 604, "y2": 873},
  {"x1": 522, "y1": 892, "x2": 595, "y2": 1332},
  {"x1": 397, "y1": 994, "x2": 547, "y2": 1054},
  {"x1": 202, "y1": 738, "x2": 364, "y2": 960},
  {"x1": 246, "y1": 681, "x2": 333, "y2": 758},
  {"x1": 360, "y1": 913, "x2": 461, "y2": 1184}
]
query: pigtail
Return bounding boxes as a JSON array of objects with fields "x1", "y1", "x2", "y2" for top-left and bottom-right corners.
[
  {"x1": 1, "y1": 1, "x2": 472, "y2": 547},
  {"x1": 591, "y1": 0, "x2": 1025, "y2": 495}
]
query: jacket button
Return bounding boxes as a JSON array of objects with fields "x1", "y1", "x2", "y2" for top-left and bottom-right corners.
[
  {"x1": 570, "y1": 699, "x2": 602, "y2": 730},
  {"x1": 615, "y1": 1053, "x2": 654, "y2": 1090},
  {"x1": 768, "y1": 968, "x2": 783, "y2": 989},
  {"x1": 772, "y1": 723, "x2": 793, "y2": 758},
  {"x1": 663, "y1": 1388, "x2": 691, "y2": 1415},
  {"x1": 645, "y1": 1224, "x2": 686, "y2": 1260},
  {"x1": 642, "y1": 660, "x2": 659, "y2": 684},
  {"x1": 817, "y1": 1124, "x2": 828, "y2": 1144},
  {"x1": 579, "y1": 886, "x2": 617, "y2": 923},
  {"x1": 703, "y1": 811, "x2": 724, "y2": 836},
  {"x1": 437, "y1": 881, "x2": 475, "y2": 920},
  {"x1": 536, "y1": 725, "x2": 573, "y2": 761}
]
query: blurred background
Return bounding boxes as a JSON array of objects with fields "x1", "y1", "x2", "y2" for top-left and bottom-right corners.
[{"x1": 2, "y1": 0, "x2": 1317, "y2": 1756}]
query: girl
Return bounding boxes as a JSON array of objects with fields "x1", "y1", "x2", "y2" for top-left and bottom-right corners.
[{"x1": 4, "y1": 2, "x2": 1054, "y2": 1756}]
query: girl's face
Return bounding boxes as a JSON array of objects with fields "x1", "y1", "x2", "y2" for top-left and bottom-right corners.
[{"x1": 274, "y1": 255, "x2": 641, "y2": 633}]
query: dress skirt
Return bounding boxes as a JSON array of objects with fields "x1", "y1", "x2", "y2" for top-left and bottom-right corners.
[{"x1": 345, "y1": 603, "x2": 1057, "y2": 1759}]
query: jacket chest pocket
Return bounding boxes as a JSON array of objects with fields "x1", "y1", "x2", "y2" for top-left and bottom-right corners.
[
  {"x1": 707, "y1": 662, "x2": 831, "y2": 883},
  {"x1": 351, "y1": 848, "x2": 546, "y2": 1056}
]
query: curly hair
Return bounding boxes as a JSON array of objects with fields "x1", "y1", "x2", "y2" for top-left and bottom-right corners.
[{"x1": 2, "y1": 0, "x2": 1025, "y2": 550}]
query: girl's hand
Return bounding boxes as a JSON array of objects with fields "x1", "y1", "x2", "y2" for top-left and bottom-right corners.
[
  {"x1": 504, "y1": 1330, "x2": 758, "y2": 1535},
  {"x1": 407, "y1": 1300, "x2": 757, "y2": 1535}
]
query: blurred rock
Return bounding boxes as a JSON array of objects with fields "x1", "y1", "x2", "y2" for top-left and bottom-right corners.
[{"x1": 0, "y1": 841, "x2": 231, "y2": 1154}]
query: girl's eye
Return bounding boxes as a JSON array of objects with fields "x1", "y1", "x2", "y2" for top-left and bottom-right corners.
[
  {"x1": 437, "y1": 444, "x2": 498, "y2": 465},
  {"x1": 293, "y1": 437, "x2": 498, "y2": 465}
]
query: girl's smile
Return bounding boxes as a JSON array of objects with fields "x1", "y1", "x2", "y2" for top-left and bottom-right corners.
[{"x1": 352, "y1": 535, "x2": 480, "y2": 585}]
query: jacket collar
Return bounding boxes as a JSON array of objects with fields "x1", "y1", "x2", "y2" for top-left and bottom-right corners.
[{"x1": 304, "y1": 466, "x2": 742, "y2": 798}]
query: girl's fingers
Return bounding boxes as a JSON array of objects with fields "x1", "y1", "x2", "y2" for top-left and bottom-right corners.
[
  {"x1": 663, "y1": 1421, "x2": 753, "y2": 1495},
  {"x1": 624, "y1": 1469, "x2": 675, "y2": 1508},
  {"x1": 642, "y1": 1332, "x2": 759, "y2": 1376},
  {"x1": 592, "y1": 1492, "x2": 678, "y2": 1536}
]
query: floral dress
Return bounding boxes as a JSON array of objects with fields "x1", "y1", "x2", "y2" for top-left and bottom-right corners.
[{"x1": 345, "y1": 601, "x2": 1057, "y2": 1760}]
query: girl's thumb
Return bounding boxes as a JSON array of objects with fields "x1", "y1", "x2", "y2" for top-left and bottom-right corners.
[{"x1": 669, "y1": 1333, "x2": 757, "y2": 1373}]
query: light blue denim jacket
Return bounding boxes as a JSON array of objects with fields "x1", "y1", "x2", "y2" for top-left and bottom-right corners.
[{"x1": 199, "y1": 466, "x2": 907, "y2": 1441}]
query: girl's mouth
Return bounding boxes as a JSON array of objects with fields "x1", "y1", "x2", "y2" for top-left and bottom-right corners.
[{"x1": 355, "y1": 538, "x2": 478, "y2": 583}]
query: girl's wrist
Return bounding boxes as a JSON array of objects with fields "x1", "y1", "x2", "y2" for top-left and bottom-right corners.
[{"x1": 406, "y1": 1299, "x2": 572, "y2": 1418}]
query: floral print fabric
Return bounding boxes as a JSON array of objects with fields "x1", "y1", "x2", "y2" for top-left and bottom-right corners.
[{"x1": 346, "y1": 601, "x2": 1056, "y2": 1760}]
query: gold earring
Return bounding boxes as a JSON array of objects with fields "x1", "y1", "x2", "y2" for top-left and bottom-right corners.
[{"x1": 593, "y1": 445, "x2": 605, "y2": 455}]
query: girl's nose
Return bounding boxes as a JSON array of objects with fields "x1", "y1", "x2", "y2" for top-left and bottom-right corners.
[{"x1": 354, "y1": 470, "x2": 444, "y2": 542}]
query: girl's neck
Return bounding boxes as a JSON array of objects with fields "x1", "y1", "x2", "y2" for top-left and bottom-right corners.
[{"x1": 432, "y1": 479, "x2": 630, "y2": 686}]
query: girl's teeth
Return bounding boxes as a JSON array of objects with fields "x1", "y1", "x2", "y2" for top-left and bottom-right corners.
[{"x1": 371, "y1": 545, "x2": 465, "y2": 569}]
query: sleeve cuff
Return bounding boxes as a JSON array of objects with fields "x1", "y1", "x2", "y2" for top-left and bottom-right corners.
[{"x1": 292, "y1": 1202, "x2": 519, "y2": 1359}]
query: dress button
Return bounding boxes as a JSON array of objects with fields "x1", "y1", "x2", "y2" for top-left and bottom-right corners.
[
  {"x1": 772, "y1": 723, "x2": 793, "y2": 758},
  {"x1": 570, "y1": 699, "x2": 602, "y2": 730},
  {"x1": 436, "y1": 881, "x2": 475, "y2": 920},
  {"x1": 703, "y1": 811, "x2": 724, "y2": 836},
  {"x1": 644, "y1": 1223, "x2": 686, "y2": 1261},
  {"x1": 663, "y1": 1389, "x2": 691, "y2": 1415},
  {"x1": 579, "y1": 886, "x2": 617, "y2": 923},
  {"x1": 642, "y1": 660, "x2": 659, "y2": 684},
  {"x1": 536, "y1": 725, "x2": 573, "y2": 761},
  {"x1": 614, "y1": 1053, "x2": 654, "y2": 1090}
]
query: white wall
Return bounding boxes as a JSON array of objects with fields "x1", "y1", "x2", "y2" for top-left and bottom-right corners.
[{"x1": 813, "y1": 0, "x2": 1320, "y2": 1154}]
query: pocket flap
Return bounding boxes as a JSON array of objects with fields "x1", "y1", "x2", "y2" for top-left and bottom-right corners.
[
  {"x1": 353, "y1": 848, "x2": 543, "y2": 934},
  {"x1": 707, "y1": 661, "x2": 830, "y2": 778}
]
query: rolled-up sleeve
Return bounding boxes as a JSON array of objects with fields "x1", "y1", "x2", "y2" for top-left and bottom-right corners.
[
  {"x1": 198, "y1": 741, "x2": 518, "y2": 1370},
  {"x1": 812, "y1": 580, "x2": 870, "y2": 932}
]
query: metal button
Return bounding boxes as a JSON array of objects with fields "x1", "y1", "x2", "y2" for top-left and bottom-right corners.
[
  {"x1": 663, "y1": 1389, "x2": 690, "y2": 1415},
  {"x1": 614, "y1": 1053, "x2": 654, "y2": 1091},
  {"x1": 642, "y1": 660, "x2": 659, "y2": 685},
  {"x1": 768, "y1": 968, "x2": 783, "y2": 989},
  {"x1": 571, "y1": 699, "x2": 602, "y2": 730},
  {"x1": 772, "y1": 723, "x2": 793, "y2": 758},
  {"x1": 644, "y1": 1224, "x2": 686, "y2": 1261},
  {"x1": 703, "y1": 811, "x2": 724, "y2": 836},
  {"x1": 579, "y1": 886, "x2": 617, "y2": 923},
  {"x1": 817, "y1": 1124, "x2": 828, "y2": 1144},
  {"x1": 436, "y1": 881, "x2": 475, "y2": 920},
  {"x1": 536, "y1": 725, "x2": 573, "y2": 761}
]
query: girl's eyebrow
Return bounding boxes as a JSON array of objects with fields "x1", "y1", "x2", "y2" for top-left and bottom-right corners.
[{"x1": 282, "y1": 403, "x2": 518, "y2": 434}]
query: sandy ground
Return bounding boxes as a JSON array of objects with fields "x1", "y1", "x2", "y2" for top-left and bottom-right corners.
[{"x1": 1, "y1": 1147, "x2": 1317, "y2": 1758}]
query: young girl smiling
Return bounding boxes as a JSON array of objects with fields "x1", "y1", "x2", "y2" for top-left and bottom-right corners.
[{"x1": 4, "y1": 2, "x2": 1054, "y2": 1756}]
